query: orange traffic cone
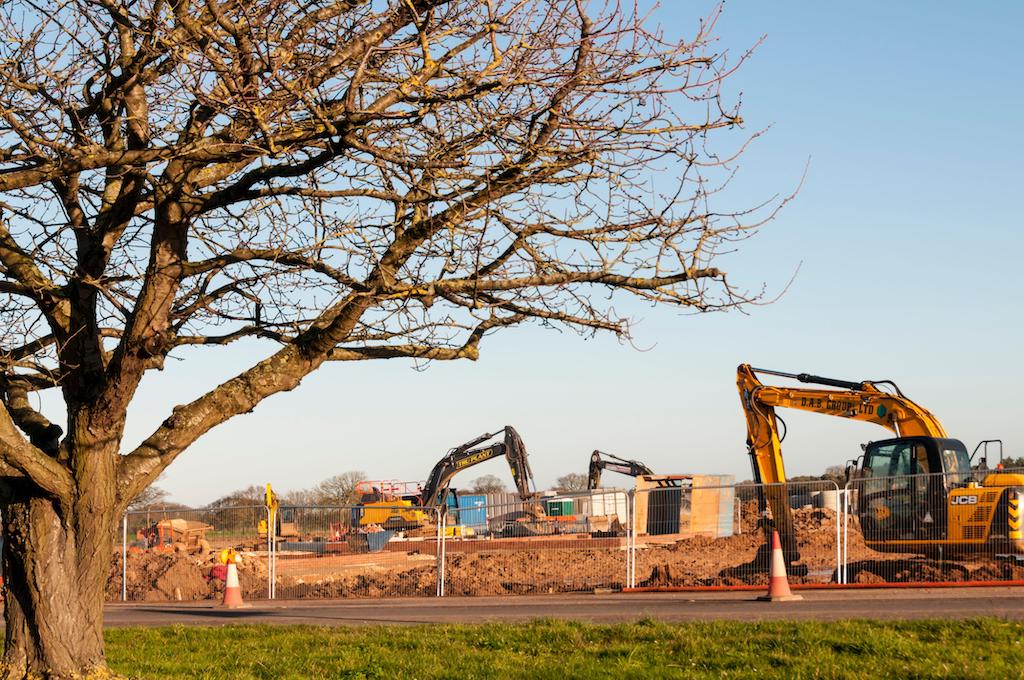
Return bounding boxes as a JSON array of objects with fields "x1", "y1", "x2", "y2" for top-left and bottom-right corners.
[
  {"x1": 221, "y1": 560, "x2": 249, "y2": 608},
  {"x1": 757, "y1": 529, "x2": 803, "y2": 602}
]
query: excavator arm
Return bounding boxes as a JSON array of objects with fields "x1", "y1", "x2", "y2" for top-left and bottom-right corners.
[
  {"x1": 737, "y1": 364, "x2": 948, "y2": 564},
  {"x1": 738, "y1": 364, "x2": 947, "y2": 484},
  {"x1": 587, "y1": 451, "x2": 654, "y2": 490},
  {"x1": 419, "y1": 426, "x2": 539, "y2": 511}
]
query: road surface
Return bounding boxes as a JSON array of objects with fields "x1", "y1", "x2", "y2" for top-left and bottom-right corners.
[{"x1": 104, "y1": 587, "x2": 1024, "y2": 627}]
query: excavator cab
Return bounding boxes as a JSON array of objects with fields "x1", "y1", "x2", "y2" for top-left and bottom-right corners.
[{"x1": 859, "y1": 437, "x2": 970, "y2": 543}]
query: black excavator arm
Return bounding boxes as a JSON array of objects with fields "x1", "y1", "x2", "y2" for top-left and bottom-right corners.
[
  {"x1": 587, "y1": 450, "x2": 654, "y2": 489},
  {"x1": 419, "y1": 426, "x2": 539, "y2": 510}
]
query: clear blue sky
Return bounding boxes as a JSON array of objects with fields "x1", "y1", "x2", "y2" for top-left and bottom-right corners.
[{"x1": 122, "y1": 1, "x2": 1024, "y2": 505}]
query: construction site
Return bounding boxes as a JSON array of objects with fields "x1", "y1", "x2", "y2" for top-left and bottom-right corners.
[
  {"x1": 108, "y1": 499, "x2": 1024, "y2": 604},
  {"x1": 108, "y1": 366, "x2": 1024, "y2": 604},
  {"x1": 3, "y1": 2, "x2": 1022, "y2": 677}
]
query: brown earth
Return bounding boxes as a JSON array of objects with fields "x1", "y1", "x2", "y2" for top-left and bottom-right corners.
[
  {"x1": 107, "y1": 550, "x2": 269, "y2": 602},
  {"x1": 105, "y1": 508, "x2": 1024, "y2": 601}
]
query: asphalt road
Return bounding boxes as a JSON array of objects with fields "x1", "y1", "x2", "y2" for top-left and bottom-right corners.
[{"x1": 104, "y1": 587, "x2": 1024, "y2": 628}]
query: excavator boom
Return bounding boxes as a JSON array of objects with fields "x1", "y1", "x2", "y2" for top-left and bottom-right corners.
[
  {"x1": 419, "y1": 426, "x2": 538, "y2": 509},
  {"x1": 587, "y1": 451, "x2": 654, "y2": 489}
]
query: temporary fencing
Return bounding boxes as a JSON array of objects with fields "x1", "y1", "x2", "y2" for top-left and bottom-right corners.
[
  {"x1": 840, "y1": 466, "x2": 1024, "y2": 585},
  {"x1": 114, "y1": 505, "x2": 268, "y2": 602},
  {"x1": 440, "y1": 491, "x2": 631, "y2": 596},
  {"x1": 269, "y1": 503, "x2": 439, "y2": 599},
  {"x1": 630, "y1": 479, "x2": 841, "y2": 589},
  {"x1": 106, "y1": 469, "x2": 1024, "y2": 602}
]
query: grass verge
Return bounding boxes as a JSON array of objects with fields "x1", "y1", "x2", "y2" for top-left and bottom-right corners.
[{"x1": 105, "y1": 618, "x2": 1024, "y2": 679}]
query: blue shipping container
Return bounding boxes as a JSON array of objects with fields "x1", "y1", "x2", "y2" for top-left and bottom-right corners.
[{"x1": 457, "y1": 495, "x2": 488, "y2": 529}]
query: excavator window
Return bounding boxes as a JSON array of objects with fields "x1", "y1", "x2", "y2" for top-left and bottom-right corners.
[
  {"x1": 940, "y1": 444, "x2": 971, "y2": 484},
  {"x1": 865, "y1": 441, "x2": 915, "y2": 479},
  {"x1": 914, "y1": 445, "x2": 930, "y2": 474}
]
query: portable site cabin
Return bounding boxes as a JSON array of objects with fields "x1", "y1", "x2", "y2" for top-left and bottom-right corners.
[{"x1": 633, "y1": 474, "x2": 735, "y2": 538}]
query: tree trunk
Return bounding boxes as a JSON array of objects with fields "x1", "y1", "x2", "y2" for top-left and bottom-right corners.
[{"x1": 2, "y1": 493, "x2": 112, "y2": 679}]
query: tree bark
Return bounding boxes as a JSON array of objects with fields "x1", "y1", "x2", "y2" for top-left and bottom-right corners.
[
  {"x1": 1, "y1": 409, "x2": 118, "y2": 679},
  {"x1": 1, "y1": 494, "x2": 110, "y2": 679}
]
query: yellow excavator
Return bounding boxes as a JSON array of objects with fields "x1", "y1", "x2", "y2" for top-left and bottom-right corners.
[{"x1": 738, "y1": 364, "x2": 1024, "y2": 569}]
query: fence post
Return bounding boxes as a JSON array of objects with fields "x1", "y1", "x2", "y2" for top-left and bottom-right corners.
[
  {"x1": 623, "y1": 491, "x2": 630, "y2": 589},
  {"x1": 440, "y1": 510, "x2": 447, "y2": 597},
  {"x1": 628, "y1": 490, "x2": 637, "y2": 589},
  {"x1": 268, "y1": 505, "x2": 276, "y2": 600},
  {"x1": 121, "y1": 513, "x2": 127, "y2": 602},
  {"x1": 435, "y1": 509, "x2": 447, "y2": 597},
  {"x1": 831, "y1": 481, "x2": 841, "y2": 586},
  {"x1": 435, "y1": 509, "x2": 441, "y2": 597},
  {"x1": 842, "y1": 481, "x2": 852, "y2": 585}
]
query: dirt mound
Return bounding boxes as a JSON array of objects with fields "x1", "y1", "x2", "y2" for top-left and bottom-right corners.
[
  {"x1": 847, "y1": 558, "x2": 1024, "y2": 584},
  {"x1": 107, "y1": 550, "x2": 269, "y2": 602},
  {"x1": 444, "y1": 549, "x2": 626, "y2": 595},
  {"x1": 275, "y1": 567, "x2": 437, "y2": 599}
]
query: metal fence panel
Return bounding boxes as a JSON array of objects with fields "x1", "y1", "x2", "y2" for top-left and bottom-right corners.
[
  {"x1": 271, "y1": 504, "x2": 440, "y2": 599},
  {"x1": 632, "y1": 480, "x2": 841, "y2": 587},
  {"x1": 441, "y1": 492, "x2": 631, "y2": 596},
  {"x1": 111, "y1": 505, "x2": 267, "y2": 602},
  {"x1": 104, "y1": 467, "x2": 1023, "y2": 602},
  {"x1": 842, "y1": 467, "x2": 1024, "y2": 584}
]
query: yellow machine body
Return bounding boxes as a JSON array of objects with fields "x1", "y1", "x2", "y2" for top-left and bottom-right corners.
[{"x1": 358, "y1": 500, "x2": 429, "y2": 530}]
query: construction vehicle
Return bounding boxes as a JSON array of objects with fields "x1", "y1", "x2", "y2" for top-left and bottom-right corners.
[
  {"x1": 737, "y1": 364, "x2": 1024, "y2": 570},
  {"x1": 260, "y1": 483, "x2": 300, "y2": 545},
  {"x1": 353, "y1": 480, "x2": 432, "y2": 531},
  {"x1": 587, "y1": 450, "x2": 654, "y2": 489},
  {"x1": 355, "y1": 426, "x2": 544, "y2": 533},
  {"x1": 136, "y1": 518, "x2": 212, "y2": 554}
]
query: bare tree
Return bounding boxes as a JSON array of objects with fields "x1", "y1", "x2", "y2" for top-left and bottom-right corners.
[
  {"x1": 316, "y1": 471, "x2": 367, "y2": 505},
  {"x1": 821, "y1": 465, "x2": 847, "y2": 487},
  {"x1": 126, "y1": 483, "x2": 169, "y2": 511},
  {"x1": 554, "y1": 473, "x2": 589, "y2": 493},
  {"x1": 207, "y1": 485, "x2": 265, "y2": 509},
  {"x1": 470, "y1": 474, "x2": 507, "y2": 494},
  {"x1": 0, "y1": 0, "x2": 781, "y2": 674}
]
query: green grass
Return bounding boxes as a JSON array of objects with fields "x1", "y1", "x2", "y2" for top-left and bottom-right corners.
[{"x1": 105, "y1": 619, "x2": 1024, "y2": 679}]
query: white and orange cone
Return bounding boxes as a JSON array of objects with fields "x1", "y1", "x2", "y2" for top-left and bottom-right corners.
[
  {"x1": 221, "y1": 552, "x2": 250, "y2": 608},
  {"x1": 757, "y1": 529, "x2": 803, "y2": 602}
]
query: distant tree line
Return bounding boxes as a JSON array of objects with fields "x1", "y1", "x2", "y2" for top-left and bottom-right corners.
[{"x1": 129, "y1": 471, "x2": 368, "y2": 511}]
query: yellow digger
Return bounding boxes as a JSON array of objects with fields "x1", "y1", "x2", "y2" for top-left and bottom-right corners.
[{"x1": 737, "y1": 364, "x2": 1024, "y2": 569}]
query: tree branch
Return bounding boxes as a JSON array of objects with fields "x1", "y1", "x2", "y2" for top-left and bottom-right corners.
[{"x1": 0, "y1": 400, "x2": 73, "y2": 503}]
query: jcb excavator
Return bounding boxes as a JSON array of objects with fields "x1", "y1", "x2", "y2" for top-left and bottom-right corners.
[
  {"x1": 587, "y1": 451, "x2": 654, "y2": 490},
  {"x1": 738, "y1": 364, "x2": 1024, "y2": 569},
  {"x1": 356, "y1": 426, "x2": 543, "y2": 531}
]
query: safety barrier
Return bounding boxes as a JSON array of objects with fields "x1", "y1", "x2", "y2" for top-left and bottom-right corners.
[
  {"x1": 106, "y1": 468, "x2": 1024, "y2": 601},
  {"x1": 269, "y1": 503, "x2": 439, "y2": 599},
  {"x1": 840, "y1": 467, "x2": 1024, "y2": 585},
  {"x1": 439, "y1": 491, "x2": 631, "y2": 597},
  {"x1": 630, "y1": 479, "x2": 841, "y2": 589},
  {"x1": 114, "y1": 505, "x2": 268, "y2": 602}
]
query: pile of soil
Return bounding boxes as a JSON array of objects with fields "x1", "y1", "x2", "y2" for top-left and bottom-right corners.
[
  {"x1": 847, "y1": 559, "x2": 1024, "y2": 584},
  {"x1": 107, "y1": 550, "x2": 269, "y2": 602}
]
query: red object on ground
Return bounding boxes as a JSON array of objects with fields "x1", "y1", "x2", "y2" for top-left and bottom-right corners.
[{"x1": 208, "y1": 564, "x2": 228, "y2": 582}]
